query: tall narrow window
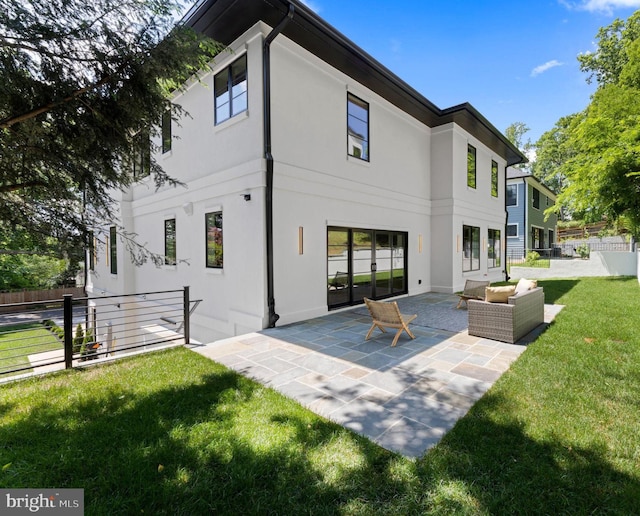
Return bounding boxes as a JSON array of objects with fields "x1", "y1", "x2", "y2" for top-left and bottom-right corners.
[
  {"x1": 164, "y1": 219, "x2": 176, "y2": 266},
  {"x1": 488, "y1": 229, "x2": 501, "y2": 268},
  {"x1": 491, "y1": 160, "x2": 499, "y2": 197},
  {"x1": 133, "y1": 132, "x2": 150, "y2": 180},
  {"x1": 347, "y1": 93, "x2": 369, "y2": 161},
  {"x1": 109, "y1": 226, "x2": 117, "y2": 275},
  {"x1": 88, "y1": 231, "x2": 95, "y2": 271},
  {"x1": 532, "y1": 188, "x2": 540, "y2": 209},
  {"x1": 205, "y1": 211, "x2": 223, "y2": 268},
  {"x1": 462, "y1": 225, "x2": 480, "y2": 272},
  {"x1": 507, "y1": 184, "x2": 517, "y2": 206},
  {"x1": 214, "y1": 55, "x2": 247, "y2": 124},
  {"x1": 467, "y1": 144, "x2": 476, "y2": 189},
  {"x1": 161, "y1": 107, "x2": 172, "y2": 154}
]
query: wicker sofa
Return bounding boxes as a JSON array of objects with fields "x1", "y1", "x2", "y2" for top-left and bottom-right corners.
[{"x1": 467, "y1": 287, "x2": 544, "y2": 343}]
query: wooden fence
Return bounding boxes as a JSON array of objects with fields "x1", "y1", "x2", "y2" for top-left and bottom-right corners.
[{"x1": 0, "y1": 287, "x2": 86, "y2": 305}]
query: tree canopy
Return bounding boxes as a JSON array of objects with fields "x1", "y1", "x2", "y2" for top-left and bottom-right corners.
[
  {"x1": 0, "y1": 0, "x2": 223, "y2": 262},
  {"x1": 535, "y1": 10, "x2": 640, "y2": 236},
  {"x1": 504, "y1": 122, "x2": 533, "y2": 173}
]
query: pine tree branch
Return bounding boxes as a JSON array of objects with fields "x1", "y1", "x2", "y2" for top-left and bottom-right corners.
[{"x1": 0, "y1": 73, "x2": 114, "y2": 129}]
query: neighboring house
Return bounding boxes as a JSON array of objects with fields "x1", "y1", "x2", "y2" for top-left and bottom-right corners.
[
  {"x1": 87, "y1": 0, "x2": 525, "y2": 342},
  {"x1": 506, "y1": 167, "x2": 558, "y2": 257}
]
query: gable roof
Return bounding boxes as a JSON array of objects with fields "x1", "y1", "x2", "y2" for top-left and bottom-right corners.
[
  {"x1": 507, "y1": 167, "x2": 557, "y2": 199},
  {"x1": 183, "y1": 0, "x2": 526, "y2": 166}
]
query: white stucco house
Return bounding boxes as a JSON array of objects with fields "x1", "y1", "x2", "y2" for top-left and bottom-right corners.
[{"x1": 87, "y1": 0, "x2": 525, "y2": 343}]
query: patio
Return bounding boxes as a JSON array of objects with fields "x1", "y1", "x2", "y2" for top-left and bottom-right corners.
[{"x1": 193, "y1": 293, "x2": 562, "y2": 458}]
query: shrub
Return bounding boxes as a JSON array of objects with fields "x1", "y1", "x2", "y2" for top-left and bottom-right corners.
[
  {"x1": 576, "y1": 243, "x2": 590, "y2": 259},
  {"x1": 73, "y1": 324, "x2": 84, "y2": 354},
  {"x1": 524, "y1": 251, "x2": 540, "y2": 266}
]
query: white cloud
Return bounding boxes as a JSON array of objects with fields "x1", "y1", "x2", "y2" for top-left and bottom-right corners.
[
  {"x1": 531, "y1": 60, "x2": 564, "y2": 77},
  {"x1": 561, "y1": 0, "x2": 640, "y2": 14},
  {"x1": 299, "y1": 0, "x2": 321, "y2": 13}
]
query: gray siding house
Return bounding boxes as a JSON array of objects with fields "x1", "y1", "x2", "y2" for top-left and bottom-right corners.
[{"x1": 506, "y1": 168, "x2": 558, "y2": 257}]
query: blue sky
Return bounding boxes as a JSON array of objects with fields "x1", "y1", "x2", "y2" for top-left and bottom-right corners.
[{"x1": 299, "y1": 0, "x2": 640, "y2": 146}]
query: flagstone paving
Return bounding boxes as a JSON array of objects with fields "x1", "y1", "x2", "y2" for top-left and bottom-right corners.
[{"x1": 192, "y1": 293, "x2": 562, "y2": 458}]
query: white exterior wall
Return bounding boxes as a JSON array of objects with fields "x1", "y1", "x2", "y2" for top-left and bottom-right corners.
[
  {"x1": 269, "y1": 36, "x2": 432, "y2": 324},
  {"x1": 430, "y1": 124, "x2": 507, "y2": 294},
  {"x1": 90, "y1": 20, "x2": 511, "y2": 340},
  {"x1": 90, "y1": 25, "x2": 270, "y2": 342}
]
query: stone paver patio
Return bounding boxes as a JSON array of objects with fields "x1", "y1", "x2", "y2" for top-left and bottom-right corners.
[{"x1": 193, "y1": 293, "x2": 562, "y2": 458}]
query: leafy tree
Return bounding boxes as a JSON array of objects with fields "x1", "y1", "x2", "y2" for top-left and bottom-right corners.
[
  {"x1": 0, "y1": 223, "x2": 69, "y2": 290},
  {"x1": 0, "y1": 0, "x2": 223, "y2": 262},
  {"x1": 545, "y1": 11, "x2": 640, "y2": 237},
  {"x1": 504, "y1": 122, "x2": 533, "y2": 172},
  {"x1": 532, "y1": 113, "x2": 582, "y2": 219},
  {"x1": 578, "y1": 12, "x2": 640, "y2": 85}
]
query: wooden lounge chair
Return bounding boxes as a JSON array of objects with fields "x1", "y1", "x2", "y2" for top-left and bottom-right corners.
[
  {"x1": 364, "y1": 298, "x2": 417, "y2": 347},
  {"x1": 456, "y1": 279, "x2": 490, "y2": 309}
]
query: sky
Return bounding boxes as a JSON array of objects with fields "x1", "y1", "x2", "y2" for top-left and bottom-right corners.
[{"x1": 297, "y1": 0, "x2": 640, "y2": 146}]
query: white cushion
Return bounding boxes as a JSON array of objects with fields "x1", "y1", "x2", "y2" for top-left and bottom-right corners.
[{"x1": 515, "y1": 278, "x2": 537, "y2": 295}]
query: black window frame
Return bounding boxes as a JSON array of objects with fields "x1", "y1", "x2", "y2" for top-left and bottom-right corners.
[
  {"x1": 214, "y1": 54, "x2": 248, "y2": 125},
  {"x1": 488, "y1": 228, "x2": 501, "y2": 268},
  {"x1": 491, "y1": 160, "x2": 499, "y2": 197},
  {"x1": 109, "y1": 226, "x2": 117, "y2": 275},
  {"x1": 132, "y1": 131, "x2": 151, "y2": 181},
  {"x1": 467, "y1": 144, "x2": 476, "y2": 189},
  {"x1": 205, "y1": 211, "x2": 223, "y2": 269},
  {"x1": 347, "y1": 92, "x2": 370, "y2": 161},
  {"x1": 161, "y1": 107, "x2": 172, "y2": 154},
  {"x1": 164, "y1": 218, "x2": 176, "y2": 266},
  {"x1": 462, "y1": 225, "x2": 480, "y2": 272}
]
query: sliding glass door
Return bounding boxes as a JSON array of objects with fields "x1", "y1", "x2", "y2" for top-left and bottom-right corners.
[{"x1": 327, "y1": 227, "x2": 407, "y2": 309}]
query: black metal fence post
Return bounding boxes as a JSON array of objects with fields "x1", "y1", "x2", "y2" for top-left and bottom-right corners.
[
  {"x1": 183, "y1": 286, "x2": 190, "y2": 345},
  {"x1": 63, "y1": 294, "x2": 73, "y2": 369}
]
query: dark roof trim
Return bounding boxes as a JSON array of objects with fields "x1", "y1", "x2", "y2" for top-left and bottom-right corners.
[{"x1": 183, "y1": 0, "x2": 526, "y2": 166}]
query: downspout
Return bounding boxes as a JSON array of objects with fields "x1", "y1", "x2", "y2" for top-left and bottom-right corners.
[
  {"x1": 523, "y1": 177, "x2": 528, "y2": 255},
  {"x1": 504, "y1": 167, "x2": 510, "y2": 282},
  {"x1": 263, "y1": 3, "x2": 295, "y2": 327}
]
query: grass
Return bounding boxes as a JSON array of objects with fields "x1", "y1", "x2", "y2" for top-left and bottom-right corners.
[
  {"x1": 0, "y1": 322, "x2": 61, "y2": 376},
  {"x1": 1, "y1": 277, "x2": 639, "y2": 513}
]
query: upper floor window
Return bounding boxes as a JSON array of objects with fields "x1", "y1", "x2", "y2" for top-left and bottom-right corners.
[
  {"x1": 88, "y1": 231, "x2": 95, "y2": 271},
  {"x1": 532, "y1": 187, "x2": 540, "y2": 209},
  {"x1": 132, "y1": 132, "x2": 150, "y2": 180},
  {"x1": 507, "y1": 223, "x2": 518, "y2": 237},
  {"x1": 214, "y1": 55, "x2": 247, "y2": 125},
  {"x1": 507, "y1": 184, "x2": 517, "y2": 206},
  {"x1": 347, "y1": 93, "x2": 369, "y2": 161},
  {"x1": 161, "y1": 107, "x2": 172, "y2": 154},
  {"x1": 491, "y1": 160, "x2": 499, "y2": 197},
  {"x1": 205, "y1": 211, "x2": 223, "y2": 268},
  {"x1": 467, "y1": 144, "x2": 476, "y2": 189},
  {"x1": 164, "y1": 218, "x2": 176, "y2": 266},
  {"x1": 109, "y1": 226, "x2": 117, "y2": 275}
]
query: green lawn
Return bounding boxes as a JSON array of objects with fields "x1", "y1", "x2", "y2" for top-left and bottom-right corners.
[
  {"x1": 0, "y1": 322, "x2": 62, "y2": 377},
  {"x1": 1, "y1": 277, "x2": 639, "y2": 514}
]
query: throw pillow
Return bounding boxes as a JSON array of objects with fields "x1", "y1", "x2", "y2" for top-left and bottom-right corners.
[
  {"x1": 515, "y1": 278, "x2": 537, "y2": 294},
  {"x1": 485, "y1": 285, "x2": 516, "y2": 303}
]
